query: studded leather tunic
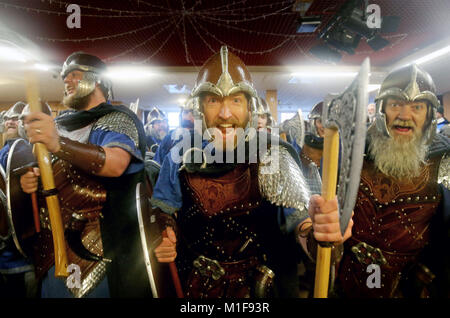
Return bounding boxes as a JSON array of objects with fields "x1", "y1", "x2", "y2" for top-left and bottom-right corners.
[
  {"x1": 337, "y1": 156, "x2": 442, "y2": 298},
  {"x1": 33, "y1": 159, "x2": 107, "y2": 297},
  {"x1": 176, "y1": 163, "x2": 285, "y2": 298}
]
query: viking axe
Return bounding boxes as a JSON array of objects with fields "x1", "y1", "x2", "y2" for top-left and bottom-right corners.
[{"x1": 314, "y1": 58, "x2": 369, "y2": 298}]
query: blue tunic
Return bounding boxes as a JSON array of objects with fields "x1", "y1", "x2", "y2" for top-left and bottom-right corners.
[{"x1": 151, "y1": 139, "x2": 306, "y2": 233}]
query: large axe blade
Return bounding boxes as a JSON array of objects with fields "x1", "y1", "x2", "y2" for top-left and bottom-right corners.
[
  {"x1": 324, "y1": 59, "x2": 369, "y2": 235},
  {"x1": 314, "y1": 58, "x2": 369, "y2": 298}
]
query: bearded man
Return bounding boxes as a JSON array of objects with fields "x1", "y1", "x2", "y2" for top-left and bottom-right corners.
[
  {"x1": 145, "y1": 107, "x2": 169, "y2": 154},
  {"x1": 153, "y1": 99, "x2": 195, "y2": 166},
  {"x1": 19, "y1": 52, "x2": 150, "y2": 297},
  {"x1": 150, "y1": 46, "x2": 352, "y2": 298},
  {"x1": 335, "y1": 64, "x2": 450, "y2": 298},
  {"x1": 0, "y1": 102, "x2": 26, "y2": 169},
  {"x1": 0, "y1": 101, "x2": 38, "y2": 298}
]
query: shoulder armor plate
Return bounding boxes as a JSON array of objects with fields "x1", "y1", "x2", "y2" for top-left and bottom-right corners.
[
  {"x1": 93, "y1": 111, "x2": 139, "y2": 149},
  {"x1": 258, "y1": 144, "x2": 310, "y2": 219}
]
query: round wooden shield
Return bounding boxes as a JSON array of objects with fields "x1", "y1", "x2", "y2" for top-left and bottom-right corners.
[
  {"x1": 136, "y1": 179, "x2": 178, "y2": 298},
  {"x1": 6, "y1": 139, "x2": 37, "y2": 257}
]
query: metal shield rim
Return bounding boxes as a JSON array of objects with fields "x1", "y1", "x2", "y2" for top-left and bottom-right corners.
[
  {"x1": 135, "y1": 182, "x2": 159, "y2": 298},
  {"x1": 0, "y1": 164, "x2": 5, "y2": 181},
  {"x1": 6, "y1": 138, "x2": 29, "y2": 257}
]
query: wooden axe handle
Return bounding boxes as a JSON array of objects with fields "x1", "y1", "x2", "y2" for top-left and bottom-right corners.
[
  {"x1": 314, "y1": 127, "x2": 339, "y2": 298},
  {"x1": 25, "y1": 71, "x2": 68, "y2": 278}
]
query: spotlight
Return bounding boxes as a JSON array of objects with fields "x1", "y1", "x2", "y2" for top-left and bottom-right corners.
[{"x1": 310, "y1": 0, "x2": 400, "y2": 61}]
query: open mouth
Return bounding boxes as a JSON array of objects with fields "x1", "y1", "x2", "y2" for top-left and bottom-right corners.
[
  {"x1": 393, "y1": 125, "x2": 413, "y2": 134},
  {"x1": 217, "y1": 124, "x2": 236, "y2": 136},
  {"x1": 65, "y1": 87, "x2": 75, "y2": 95}
]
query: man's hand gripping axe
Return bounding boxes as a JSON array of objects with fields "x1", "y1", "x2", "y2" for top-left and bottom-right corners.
[{"x1": 314, "y1": 58, "x2": 369, "y2": 298}]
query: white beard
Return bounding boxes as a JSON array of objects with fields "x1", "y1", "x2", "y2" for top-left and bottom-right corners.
[{"x1": 368, "y1": 126, "x2": 428, "y2": 180}]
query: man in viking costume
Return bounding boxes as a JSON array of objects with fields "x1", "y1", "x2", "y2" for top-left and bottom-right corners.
[
  {"x1": 19, "y1": 52, "x2": 151, "y2": 297},
  {"x1": 298, "y1": 101, "x2": 325, "y2": 196},
  {"x1": 150, "y1": 46, "x2": 352, "y2": 298},
  {"x1": 0, "y1": 101, "x2": 26, "y2": 168},
  {"x1": 254, "y1": 97, "x2": 276, "y2": 133},
  {"x1": 0, "y1": 101, "x2": 38, "y2": 298},
  {"x1": 145, "y1": 107, "x2": 169, "y2": 153},
  {"x1": 335, "y1": 64, "x2": 450, "y2": 297},
  {"x1": 153, "y1": 98, "x2": 195, "y2": 166}
]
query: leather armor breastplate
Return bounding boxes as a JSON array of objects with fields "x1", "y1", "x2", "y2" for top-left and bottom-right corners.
[
  {"x1": 338, "y1": 157, "x2": 442, "y2": 298},
  {"x1": 176, "y1": 164, "x2": 282, "y2": 297},
  {"x1": 178, "y1": 164, "x2": 264, "y2": 262}
]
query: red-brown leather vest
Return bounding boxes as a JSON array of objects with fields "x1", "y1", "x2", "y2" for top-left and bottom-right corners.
[
  {"x1": 338, "y1": 157, "x2": 442, "y2": 298},
  {"x1": 176, "y1": 164, "x2": 282, "y2": 297}
]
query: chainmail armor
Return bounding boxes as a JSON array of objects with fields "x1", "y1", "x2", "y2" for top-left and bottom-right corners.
[
  {"x1": 258, "y1": 144, "x2": 310, "y2": 220},
  {"x1": 93, "y1": 112, "x2": 139, "y2": 149}
]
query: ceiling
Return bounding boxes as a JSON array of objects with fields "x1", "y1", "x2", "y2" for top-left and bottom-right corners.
[{"x1": 1, "y1": 0, "x2": 450, "y2": 114}]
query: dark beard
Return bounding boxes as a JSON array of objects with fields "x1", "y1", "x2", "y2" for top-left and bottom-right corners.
[{"x1": 63, "y1": 92, "x2": 91, "y2": 111}]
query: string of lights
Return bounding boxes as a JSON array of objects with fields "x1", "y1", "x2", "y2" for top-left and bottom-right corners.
[
  {"x1": 195, "y1": 4, "x2": 295, "y2": 24},
  {"x1": 139, "y1": 18, "x2": 183, "y2": 64},
  {"x1": 199, "y1": 0, "x2": 295, "y2": 14},
  {"x1": 131, "y1": 0, "x2": 173, "y2": 11},
  {"x1": 42, "y1": 0, "x2": 158, "y2": 15},
  {"x1": 188, "y1": 0, "x2": 205, "y2": 12},
  {"x1": 187, "y1": 15, "x2": 216, "y2": 54},
  {"x1": 198, "y1": 16, "x2": 309, "y2": 39},
  {"x1": 0, "y1": 1, "x2": 167, "y2": 18},
  {"x1": 37, "y1": 18, "x2": 172, "y2": 42},
  {"x1": 0, "y1": 0, "x2": 410, "y2": 66},
  {"x1": 105, "y1": 18, "x2": 180, "y2": 62},
  {"x1": 181, "y1": 0, "x2": 190, "y2": 63},
  {"x1": 204, "y1": 0, "x2": 261, "y2": 12},
  {"x1": 195, "y1": 19, "x2": 292, "y2": 55}
]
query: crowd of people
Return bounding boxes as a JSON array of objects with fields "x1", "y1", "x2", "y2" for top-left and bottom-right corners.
[{"x1": 0, "y1": 46, "x2": 448, "y2": 298}]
